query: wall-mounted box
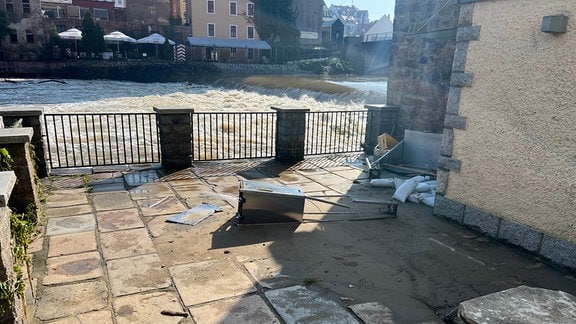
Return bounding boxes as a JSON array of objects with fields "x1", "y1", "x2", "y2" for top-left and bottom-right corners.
[{"x1": 542, "y1": 15, "x2": 568, "y2": 34}]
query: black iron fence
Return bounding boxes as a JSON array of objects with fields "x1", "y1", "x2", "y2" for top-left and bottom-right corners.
[
  {"x1": 43, "y1": 110, "x2": 367, "y2": 168},
  {"x1": 305, "y1": 110, "x2": 367, "y2": 155},
  {"x1": 44, "y1": 113, "x2": 160, "y2": 168},
  {"x1": 192, "y1": 112, "x2": 276, "y2": 161}
]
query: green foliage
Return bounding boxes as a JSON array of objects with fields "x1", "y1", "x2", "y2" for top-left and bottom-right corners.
[
  {"x1": 298, "y1": 58, "x2": 354, "y2": 75},
  {"x1": 253, "y1": 0, "x2": 300, "y2": 54},
  {"x1": 80, "y1": 11, "x2": 106, "y2": 55},
  {"x1": 0, "y1": 148, "x2": 13, "y2": 171}
]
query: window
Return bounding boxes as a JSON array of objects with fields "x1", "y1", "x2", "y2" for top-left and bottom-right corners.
[
  {"x1": 79, "y1": 7, "x2": 90, "y2": 18},
  {"x1": 229, "y1": 25, "x2": 237, "y2": 38},
  {"x1": 94, "y1": 8, "x2": 109, "y2": 21},
  {"x1": 208, "y1": 23, "x2": 215, "y2": 37},
  {"x1": 247, "y1": 2, "x2": 254, "y2": 17},
  {"x1": 5, "y1": 0, "x2": 14, "y2": 13},
  {"x1": 9, "y1": 33, "x2": 17, "y2": 44},
  {"x1": 230, "y1": 48, "x2": 237, "y2": 58},
  {"x1": 247, "y1": 48, "x2": 254, "y2": 60},
  {"x1": 229, "y1": 1, "x2": 236, "y2": 15},
  {"x1": 26, "y1": 30, "x2": 34, "y2": 43},
  {"x1": 247, "y1": 26, "x2": 254, "y2": 39},
  {"x1": 22, "y1": 0, "x2": 30, "y2": 13},
  {"x1": 207, "y1": 0, "x2": 214, "y2": 14}
]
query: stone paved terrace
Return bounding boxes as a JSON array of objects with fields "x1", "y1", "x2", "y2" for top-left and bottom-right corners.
[{"x1": 25, "y1": 155, "x2": 576, "y2": 323}]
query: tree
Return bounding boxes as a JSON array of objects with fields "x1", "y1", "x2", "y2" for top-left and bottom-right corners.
[
  {"x1": 0, "y1": 11, "x2": 14, "y2": 46},
  {"x1": 80, "y1": 11, "x2": 106, "y2": 56},
  {"x1": 252, "y1": 0, "x2": 300, "y2": 62}
]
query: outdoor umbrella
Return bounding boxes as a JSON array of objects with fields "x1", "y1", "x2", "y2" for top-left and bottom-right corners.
[
  {"x1": 137, "y1": 33, "x2": 176, "y2": 57},
  {"x1": 104, "y1": 31, "x2": 137, "y2": 52},
  {"x1": 58, "y1": 28, "x2": 82, "y2": 53}
]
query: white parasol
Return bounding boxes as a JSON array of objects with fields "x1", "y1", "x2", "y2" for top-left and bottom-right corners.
[
  {"x1": 137, "y1": 33, "x2": 176, "y2": 57},
  {"x1": 104, "y1": 31, "x2": 137, "y2": 52},
  {"x1": 58, "y1": 28, "x2": 82, "y2": 53}
]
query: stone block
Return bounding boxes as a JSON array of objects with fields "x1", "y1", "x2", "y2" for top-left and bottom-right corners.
[
  {"x1": 434, "y1": 195, "x2": 465, "y2": 223},
  {"x1": 452, "y1": 42, "x2": 469, "y2": 72},
  {"x1": 458, "y1": 2, "x2": 476, "y2": 26},
  {"x1": 439, "y1": 156, "x2": 461, "y2": 171},
  {"x1": 441, "y1": 128, "x2": 454, "y2": 156},
  {"x1": 451, "y1": 72, "x2": 474, "y2": 87},
  {"x1": 444, "y1": 114, "x2": 467, "y2": 130},
  {"x1": 456, "y1": 26, "x2": 481, "y2": 42},
  {"x1": 498, "y1": 219, "x2": 542, "y2": 252},
  {"x1": 463, "y1": 206, "x2": 500, "y2": 238},
  {"x1": 540, "y1": 235, "x2": 576, "y2": 269},
  {"x1": 446, "y1": 87, "x2": 462, "y2": 115}
]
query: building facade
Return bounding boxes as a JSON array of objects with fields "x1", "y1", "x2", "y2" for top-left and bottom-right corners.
[{"x1": 186, "y1": 0, "x2": 269, "y2": 63}]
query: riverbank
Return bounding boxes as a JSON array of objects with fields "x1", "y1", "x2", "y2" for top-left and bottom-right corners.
[{"x1": 0, "y1": 60, "x2": 304, "y2": 83}]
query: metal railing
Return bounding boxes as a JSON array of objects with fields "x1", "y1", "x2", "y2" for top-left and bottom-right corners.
[
  {"x1": 305, "y1": 110, "x2": 367, "y2": 155},
  {"x1": 192, "y1": 112, "x2": 276, "y2": 161},
  {"x1": 44, "y1": 113, "x2": 160, "y2": 168}
]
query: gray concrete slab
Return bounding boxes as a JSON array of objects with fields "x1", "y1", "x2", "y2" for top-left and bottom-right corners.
[
  {"x1": 265, "y1": 285, "x2": 359, "y2": 323},
  {"x1": 99, "y1": 228, "x2": 156, "y2": 260},
  {"x1": 45, "y1": 190, "x2": 89, "y2": 208},
  {"x1": 458, "y1": 286, "x2": 576, "y2": 324},
  {"x1": 243, "y1": 257, "x2": 296, "y2": 289},
  {"x1": 169, "y1": 258, "x2": 257, "y2": 306},
  {"x1": 48, "y1": 232, "x2": 97, "y2": 257},
  {"x1": 112, "y1": 291, "x2": 184, "y2": 324},
  {"x1": 106, "y1": 253, "x2": 171, "y2": 297},
  {"x1": 96, "y1": 208, "x2": 144, "y2": 232},
  {"x1": 90, "y1": 182, "x2": 126, "y2": 193},
  {"x1": 349, "y1": 302, "x2": 395, "y2": 324},
  {"x1": 45, "y1": 204, "x2": 93, "y2": 218},
  {"x1": 35, "y1": 280, "x2": 108, "y2": 321},
  {"x1": 189, "y1": 295, "x2": 280, "y2": 323},
  {"x1": 45, "y1": 214, "x2": 95, "y2": 236},
  {"x1": 43, "y1": 251, "x2": 102, "y2": 285},
  {"x1": 92, "y1": 192, "x2": 134, "y2": 211}
]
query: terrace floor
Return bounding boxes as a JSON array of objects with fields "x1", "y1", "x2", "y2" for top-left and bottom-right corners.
[{"x1": 26, "y1": 155, "x2": 576, "y2": 323}]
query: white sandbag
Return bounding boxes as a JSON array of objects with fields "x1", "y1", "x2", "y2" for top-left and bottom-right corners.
[
  {"x1": 392, "y1": 180, "x2": 418, "y2": 203},
  {"x1": 394, "y1": 178, "x2": 405, "y2": 189},
  {"x1": 407, "y1": 175, "x2": 430, "y2": 183},
  {"x1": 407, "y1": 193, "x2": 422, "y2": 203},
  {"x1": 422, "y1": 195, "x2": 435, "y2": 208},
  {"x1": 415, "y1": 183, "x2": 432, "y2": 192},
  {"x1": 369, "y1": 178, "x2": 395, "y2": 188}
]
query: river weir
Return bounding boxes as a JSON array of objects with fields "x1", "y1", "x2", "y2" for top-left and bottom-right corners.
[{"x1": 0, "y1": 76, "x2": 386, "y2": 113}]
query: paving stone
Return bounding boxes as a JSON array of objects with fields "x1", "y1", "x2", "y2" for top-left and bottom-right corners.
[
  {"x1": 45, "y1": 204, "x2": 93, "y2": 218},
  {"x1": 35, "y1": 280, "x2": 108, "y2": 321},
  {"x1": 136, "y1": 196, "x2": 187, "y2": 217},
  {"x1": 90, "y1": 182, "x2": 126, "y2": 193},
  {"x1": 243, "y1": 258, "x2": 296, "y2": 289},
  {"x1": 46, "y1": 192, "x2": 89, "y2": 208},
  {"x1": 43, "y1": 251, "x2": 102, "y2": 285},
  {"x1": 146, "y1": 215, "x2": 197, "y2": 238},
  {"x1": 113, "y1": 291, "x2": 184, "y2": 324},
  {"x1": 124, "y1": 170, "x2": 159, "y2": 187},
  {"x1": 48, "y1": 231, "x2": 97, "y2": 257},
  {"x1": 100, "y1": 228, "x2": 156, "y2": 260},
  {"x1": 92, "y1": 192, "x2": 134, "y2": 211},
  {"x1": 96, "y1": 208, "x2": 144, "y2": 232},
  {"x1": 458, "y1": 286, "x2": 576, "y2": 324},
  {"x1": 277, "y1": 171, "x2": 316, "y2": 184},
  {"x1": 129, "y1": 182, "x2": 173, "y2": 199},
  {"x1": 44, "y1": 309, "x2": 113, "y2": 324},
  {"x1": 349, "y1": 302, "x2": 395, "y2": 324},
  {"x1": 189, "y1": 295, "x2": 280, "y2": 324},
  {"x1": 170, "y1": 258, "x2": 257, "y2": 306},
  {"x1": 45, "y1": 214, "x2": 95, "y2": 236},
  {"x1": 288, "y1": 181, "x2": 330, "y2": 193},
  {"x1": 265, "y1": 285, "x2": 360, "y2": 323},
  {"x1": 106, "y1": 253, "x2": 171, "y2": 297}
]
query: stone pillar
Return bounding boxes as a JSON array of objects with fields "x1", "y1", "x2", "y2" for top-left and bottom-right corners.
[
  {"x1": 272, "y1": 106, "x2": 309, "y2": 162},
  {"x1": 153, "y1": 107, "x2": 194, "y2": 170},
  {"x1": 364, "y1": 105, "x2": 400, "y2": 155},
  {"x1": 0, "y1": 171, "x2": 21, "y2": 324},
  {"x1": 0, "y1": 128, "x2": 38, "y2": 212},
  {"x1": 0, "y1": 108, "x2": 48, "y2": 178}
]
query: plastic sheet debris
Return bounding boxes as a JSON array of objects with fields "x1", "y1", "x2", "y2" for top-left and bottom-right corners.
[{"x1": 166, "y1": 203, "x2": 222, "y2": 226}]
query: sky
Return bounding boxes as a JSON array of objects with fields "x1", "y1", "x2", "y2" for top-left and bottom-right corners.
[{"x1": 323, "y1": 0, "x2": 395, "y2": 22}]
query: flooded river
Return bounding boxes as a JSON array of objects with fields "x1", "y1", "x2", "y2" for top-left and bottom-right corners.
[{"x1": 0, "y1": 76, "x2": 387, "y2": 113}]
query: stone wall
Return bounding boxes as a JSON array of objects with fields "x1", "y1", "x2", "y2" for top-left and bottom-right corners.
[{"x1": 386, "y1": 0, "x2": 460, "y2": 137}]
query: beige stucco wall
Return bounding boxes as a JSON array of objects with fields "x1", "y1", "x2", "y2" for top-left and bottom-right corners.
[
  {"x1": 190, "y1": 0, "x2": 257, "y2": 39},
  {"x1": 448, "y1": 0, "x2": 576, "y2": 242}
]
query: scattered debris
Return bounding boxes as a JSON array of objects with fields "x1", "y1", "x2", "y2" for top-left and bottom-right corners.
[
  {"x1": 160, "y1": 310, "x2": 188, "y2": 317},
  {"x1": 166, "y1": 203, "x2": 222, "y2": 226}
]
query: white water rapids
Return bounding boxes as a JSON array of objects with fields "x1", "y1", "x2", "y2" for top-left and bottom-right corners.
[{"x1": 0, "y1": 77, "x2": 387, "y2": 113}]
